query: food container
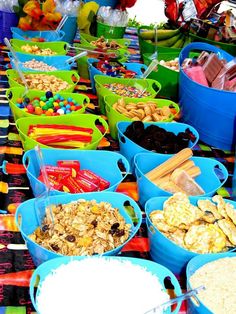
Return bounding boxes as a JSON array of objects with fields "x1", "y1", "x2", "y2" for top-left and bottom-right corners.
[
  {"x1": 186, "y1": 252, "x2": 236, "y2": 313},
  {"x1": 135, "y1": 152, "x2": 228, "y2": 206},
  {"x1": 143, "y1": 52, "x2": 180, "y2": 100},
  {"x1": 30, "y1": 256, "x2": 182, "y2": 313},
  {"x1": 6, "y1": 70, "x2": 80, "y2": 93},
  {"x1": 23, "y1": 148, "x2": 130, "y2": 197},
  {"x1": 16, "y1": 114, "x2": 108, "y2": 151},
  {"x1": 189, "y1": 32, "x2": 236, "y2": 56},
  {"x1": 106, "y1": 96, "x2": 180, "y2": 140},
  {"x1": 15, "y1": 192, "x2": 142, "y2": 266},
  {"x1": 138, "y1": 25, "x2": 182, "y2": 58},
  {"x1": 88, "y1": 58, "x2": 147, "y2": 93},
  {"x1": 6, "y1": 87, "x2": 89, "y2": 121},
  {"x1": 94, "y1": 75, "x2": 161, "y2": 114},
  {"x1": 96, "y1": 22, "x2": 126, "y2": 39},
  {"x1": 11, "y1": 27, "x2": 65, "y2": 42},
  {"x1": 145, "y1": 197, "x2": 236, "y2": 275},
  {"x1": 75, "y1": 44, "x2": 130, "y2": 79},
  {"x1": 80, "y1": 32, "x2": 130, "y2": 49},
  {"x1": 117, "y1": 121, "x2": 198, "y2": 169},
  {"x1": 179, "y1": 42, "x2": 235, "y2": 151},
  {"x1": 0, "y1": 11, "x2": 18, "y2": 43},
  {"x1": 10, "y1": 39, "x2": 68, "y2": 55},
  {"x1": 8, "y1": 52, "x2": 77, "y2": 71},
  {"x1": 60, "y1": 16, "x2": 77, "y2": 44}
]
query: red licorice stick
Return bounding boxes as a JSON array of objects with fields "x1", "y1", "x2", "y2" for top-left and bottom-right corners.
[
  {"x1": 33, "y1": 124, "x2": 93, "y2": 134},
  {"x1": 35, "y1": 134, "x2": 92, "y2": 144},
  {"x1": 0, "y1": 269, "x2": 34, "y2": 287}
]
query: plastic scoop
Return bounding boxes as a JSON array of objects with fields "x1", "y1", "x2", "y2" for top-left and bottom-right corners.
[
  {"x1": 65, "y1": 51, "x2": 88, "y2": 64},
  {"x1": 4, "y1": 37, "x2": 29, "y2": 96},
  {"x1": 150, "y1": 24, "x2": 158, "y2": 60},
  {"x1": 34, "y1": 145, "x2": 54, "y2": 230},
  {"x1": 144, "y1": 286, "x2": 205, "y2": 314},
  {"x1": 69, "y1": 44, "x2": 120, "y2": 59}
]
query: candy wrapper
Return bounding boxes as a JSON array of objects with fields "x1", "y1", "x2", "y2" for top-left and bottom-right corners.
[
  {"x1": 97, "y1": 6, "x2": 129, "y2": 27},
  {"x1": 0, "y1": 0, "x2": 18, "y2": 13},
  {"x1": 55, "y1": 0, "x2": 80, "y2": 17}
]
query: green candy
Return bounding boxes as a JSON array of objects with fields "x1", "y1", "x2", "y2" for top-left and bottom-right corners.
[{"x1": 42, "y1": 105, "x2": 48, "y2": 110}]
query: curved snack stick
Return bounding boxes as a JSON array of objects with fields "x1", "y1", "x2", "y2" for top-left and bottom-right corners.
[{"x1": 146, "y1": 148, "x2": 193, "y2": 181}]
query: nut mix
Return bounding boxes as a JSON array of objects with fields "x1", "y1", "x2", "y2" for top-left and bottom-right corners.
[
  {"x1": 90, "y1": 36, "x2": 121, "y2": 50},
  {"x1": 23, "y1": 59, "x2": 57, "y2": 72},
  {"x1": 159, "y1": 58, "x2": 179, "y2": 72},
  {"x1": 21, "y1": 44, "x2": 57, "y2": 56},
  {"x1": 150, "y1": 193, "x2": 236, "y2": 254},
  {"x1": 113, "y1": 98, "x2": 175, "y2": 122},
  {"x1": 15, "y1": 74, "x2": 70, "y2": 92},
  {"x1": 29, "y1": 199, "x2": 131, "y2": 256}
]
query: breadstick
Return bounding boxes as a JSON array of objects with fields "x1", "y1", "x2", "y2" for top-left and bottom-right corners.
[
  {"x1": 187, "y1": 166, "x2": 201, "y2": 178},
  {"x1": 145, "y1": 148, "x2": 193, "y2": 181}
]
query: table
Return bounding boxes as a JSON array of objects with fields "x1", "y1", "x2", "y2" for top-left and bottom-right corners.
[{"x1": 0, "y1": 28, "x2": 235, "y2": 313}]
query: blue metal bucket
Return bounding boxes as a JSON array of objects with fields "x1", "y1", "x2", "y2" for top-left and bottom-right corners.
[
  {"x1": 134, "y1": 152, "x2": 228, "y2": 206},
  {"x1": 88, "y1": 58, "x2": 147, "y2": 93},
  {"x1": 186, "y1": 252, "x2": 236, "y2": 313},
  {"x1": 30, "y1": 255, "x2": 182, "y2": 314},
  {"x1": 15, "y1": 192, "x2": 142, "y2": 266},
  {"x1": 179, "y1": 42, "x2": 235, "y2": 151},
  {"x1": 146, "y1": 197, "x2": 236, "y2": 275},
  {"x1": 23, "y1": 148, "x2": 130, "y2": 197},
  {"x1": 8, "y1": 52, "x2": 76, "y2": 71},
  {"x1": 117, "y1": 121, "x2": 199, "y2": 171},
  {"x1": 11, "y1": 27, "x2": 65, "y2": 42}
]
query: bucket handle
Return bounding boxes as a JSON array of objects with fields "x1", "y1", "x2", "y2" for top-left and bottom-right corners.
[
  {"x1": 71, "y1": 72, "x2": 80, "y2": 85},
  {"x1": 115, "y1": 155, "x2": 130, "y2": 175},
  {"x1": 210, "y1": 160, "x2": 228, "y2": 186},
  {"x1": 150, "y1": 79, "x2": 161, "y2": 93},
  {"x1": 179, "y1": 42, "x2": 232, "y2": 65},
  {"x1": 123, "y1": 197, "x2": 142, "y2": 235},
  {"x1": 29, "y1": 269, "x2": 40, "y2": 311}
]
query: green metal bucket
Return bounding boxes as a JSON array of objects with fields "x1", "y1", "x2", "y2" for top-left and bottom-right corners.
[
  {"x1": 16, "y1": 114, "x2": 108, "y2": 152},
  {"x1": 104, "y1": 95, "x2": 180, "y2": 139},
  {"x1": 10, "y1": 39, "x2": 68, "y2": 55},
  {"x1": 96, "y1": 22, "x2": 126, "y2": 39},
  {"x1": 6, "y1": 87, "x2": 89, "y2": 121},
  {"x1": 94, "y1": 75, "x2": 162, "y2": 114},
  {"x1": 6, "y1": 70, "x2": 80, "y2": 93}
]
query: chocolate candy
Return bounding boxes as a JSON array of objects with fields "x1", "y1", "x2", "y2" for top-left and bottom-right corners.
[{"x1": 124, "y1": 121, "x2": 196, "y2": 154}]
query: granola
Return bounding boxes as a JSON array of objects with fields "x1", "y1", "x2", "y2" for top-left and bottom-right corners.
[{"x1": 29, "y1": 199, "x2": 131, "y2": 256}]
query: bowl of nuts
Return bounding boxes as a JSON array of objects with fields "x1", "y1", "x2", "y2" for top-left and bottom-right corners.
[
  {"x1": 10, "y1": 39, "x2": 68, "y2": 56},
  {"x1": 80, "y1": 33, "x2": 130, "y2": 49},
  {"x1": 6, "y1": 70, "x2": 80, "y2": 93},
  {"x1": 16, "y1": 114, "x2": 108, "y2": 151},
  {"x1": 145, "y1": 193, "x2": 236, "y2": 275},
  {"x1": 15, "y1": 192, "x2": 142, "y2": 266},
  {"x1": 94, "y1": 75, "x2": 161, "y2": 114},
  {"x1": 105, "y1": 95, "x2": 180, "y2": 139},
  {"x1": 6, "y1": 87, "x2": 89, "y2": 120},
  {"x1": 117, "y1": 121, "x2": 199, "y2": 169},
  {"x1": 8, "y1": 52, "x2": 78, "y2": 72}
]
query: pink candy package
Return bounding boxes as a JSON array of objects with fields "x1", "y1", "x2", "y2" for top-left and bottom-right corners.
[{"x1": 184, "y1": 66, "x2": 209, "y2": 87}]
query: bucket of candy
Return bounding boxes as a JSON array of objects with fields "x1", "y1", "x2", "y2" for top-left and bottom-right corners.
[
  {"x1": 134, "y1": 150, "x2": 228, "y2": 206},
  {"x1": 179, "y1": 42, "x2": 235, "y2": 150},
  {"x1": 6, "y1": 87, "x2": 89, "y2": 120},
  {"x1": 23, "y1": 148, "x2": 130, "y2": 197},
  {"x1": 105, "y1": 96, "x2": 180, "y2": 140},
  {"x1": 16, "y1": 114, "x2": 108, "y2": 151},
  {"x1": 94, "y1": 75, "x2": 161, "y2": 114}
]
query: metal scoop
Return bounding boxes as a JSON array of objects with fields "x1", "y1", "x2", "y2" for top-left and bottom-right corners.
[
  {"x1": 34, "y1": 145, "x2": 54, "y2": 230},
  {"x1": 144, "y1": 286, "x2": 205, "y2": 314}
]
